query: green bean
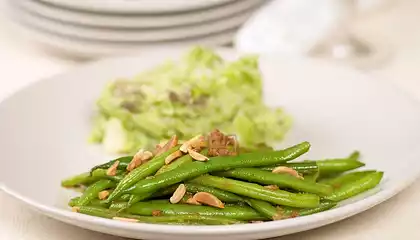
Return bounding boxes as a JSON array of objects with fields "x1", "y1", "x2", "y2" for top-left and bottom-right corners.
[
  {"x1": 156, "y1": 154, "x2": 193, "y2": 175},
  {"x1": 61, "y1": 172, "x2": 95, "y2": 187},
  {"x1": 109, "y1": 202, "x2": 129, "y2": 211},
  {"x1": 119, "y1": 194, "x2": 131, "y2": 201},
  {"x1": 75, "y1": 206, "x2": 243, "y2": 225},
  {"x1": 319, "y1": 170, "x2": 377, "y2": 189},
  {"x1": 276, "y1": 200, "x2": 337, "y2": 219},
  {"x1": 128, "y1": 192, "x2": 155, "y2": 206},
  {"x1": 77, "y1": 180, "x2": 115, "y2": 206},
  {"x1": 326, "y1": 172, "x2": 383, "y2": 201},
  {"x1": 215, "y1": 168, "x2": 332, "y2": 196},
  {"x1": 91, "y1": 169, "x2": 126, "y2": 182},
  {"x1": 316, "y1": 159, "x2": 365, "y2": 175},
  {"x1": 304, "y1": 170, "x2": 320, "y2": 182},
  {"x1": 126, "y1": 201, "x2": 266, "y2": 221},
  {"x1": 186, "y1": 183, "x2": 244, "y2": 203},
  {"x1": 245, "y1": 198, "x2": 279, "y2": 220},
  {"x1": 76, "y1": 206, "x2": 117, "y2": 218},
  {"x1": 105, "y1": 146, "x2": 179, "y2": 203},
  {"x1": 126, "y1": 142, "x2": 310, "y2": 196},
  {"x1": 307, "y1": 151, "x2": 364, "y2": 176},
  {"x1": 191, "y1": 175, "x2": 319, "y2": 208},
  {"x1": 154, "y1": 183, "x2": 244, "y2": 203},
  {"x1": 90, "y1": 156, "x2": 133, "y2": 173},
  {"x1": 156, "y1": 149, "x2": 209, "y2": 175},
  {"x1": 260, "y1": 162, "x2": 318, "y2": 175},
  {"x1": 69, "y1": 197, "x2": 109, "y2": 208}
]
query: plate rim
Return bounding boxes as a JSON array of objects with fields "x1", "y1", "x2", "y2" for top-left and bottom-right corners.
[
  {"x1": 37, "y1": 0, "x2": 236, "y2": 14},
  {"x1": 17, "y1": 0, "x2": 263, "y2": 28}
]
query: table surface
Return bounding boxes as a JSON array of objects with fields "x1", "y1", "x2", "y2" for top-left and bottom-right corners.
[{"x1": 1, "y1": 0, "x2": 420, "y2": 239}]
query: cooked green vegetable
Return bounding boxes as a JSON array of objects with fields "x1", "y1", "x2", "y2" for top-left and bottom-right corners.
[
  {"x1": 61, "y1": 172, "x2": 95, "y2": 187},
  {"x1": 125, "y1": 142, "x2": 310, "y2": 196},
  {"x1": 126, "y1": 201, "x2": 266, "y2": 221},
  {"x1": 77, "y1": 180, "x2": 115, "y2": 206},
  {"x1": 63, "y1": 133, "x2": 383, "y2": 225},
  {"x1": 215, "y1": 168, "x2": 332, "y2": 196},
  {"x1": 105, "y1": 146, "x2": 179, "y2": 203},
  {"x1": 191, "y1": 175, "x2": 319, "y2": 208},
  {"x1": 154, "y1": 183, "x2": 244, "y2": 203},
  {"x1": 90, "y1": 47, "x2": 291, "y2": 154},
  {"x1": 319, "y1": 170, "x2": 377, "y2": 188},
  {"x1": 326, "y1": 172, "x2": 383, "y2": 201},
  {"x1": 260, "y1": 162, "x2": 318, "y2": 175},
  {"x1": 76, "y1": 206, "x2": 244, "y2": 225},
  {"x1": 90, "y1": 156, "x2": 133, "y2": 173},
  {"x1": 245, "y1": 198, "x2": 279, "y2": 220}
]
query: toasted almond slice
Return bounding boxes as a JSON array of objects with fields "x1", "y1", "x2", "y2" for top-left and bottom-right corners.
[
  {"x1": 127, "y1": 150, "x2": 154, "y2": 171},
  {"x1": 127, "y1": 149, "x2": 144, "y2": 171},
  {"x1": 193, "y1": 192, "x2": 224, "y2": 208},
  {"x1": 155, "y1": 135, "x2": 178, "y2": 156},
  {"x1": 170, "y1": 184, "x2": 186, "y2": 204},
  {"x1": 185, "y1": 197, "x2": 202, "y2": 205},
  {"x1": 264, "y1": 185, "x2": 279, "y2": 191},
  {"x1": 112, "y1": 217, "x2": 139, "y2": 223},
  {"x1": 272, "y1": 166, "x2": 304, "y2": 179},
  {"x1": 180, "y1": 135, "x2": 203, "y2": 153},
  {"x1": 98, "y1": 190, "x2": 110, "y2": 200},
  {"x1": 71, "y1": 206, "x2": 80, "y2": 212},
  {"x1": 106, "y1": 160, "x2": 120, "y2": 176},
  {"x1": 188, "y1": 149, "x2": 209, "y2": 161},
  {"x1": 165, "y1": 150, "x2": 184, "y2": 165}
]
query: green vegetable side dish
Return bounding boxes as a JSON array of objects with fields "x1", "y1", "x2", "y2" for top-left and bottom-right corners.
[
  {"x1": 63, "y1": 130, "x2": 384, "y2": 225},
  {"x1": 89, "y1": 47, "x2": 291, "y2": 154}
]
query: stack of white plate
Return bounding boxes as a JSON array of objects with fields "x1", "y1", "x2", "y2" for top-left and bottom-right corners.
[{"x1": 7, "y1": 0, "x2": 266, "y2": 58}]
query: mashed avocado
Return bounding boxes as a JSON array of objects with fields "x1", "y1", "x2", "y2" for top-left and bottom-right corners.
[{"x1": 89, "y1": 47, "x2": 291, "y2": 154}]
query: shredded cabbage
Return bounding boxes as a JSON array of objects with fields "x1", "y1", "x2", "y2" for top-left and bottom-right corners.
[{"x1": 90, "y1": 47, "x2": 291, "y2": 153}]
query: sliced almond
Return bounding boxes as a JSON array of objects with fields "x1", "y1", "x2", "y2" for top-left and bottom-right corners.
[
  {"x1": 127, "y1": 149, "x2": 154, "y2": 171},
  {"x1": 272, "y1": 166, "x2": 304, "y2": 179},
  {"x1": 112, "y1": 217, "x2": 139, "y2": 223},
  {"x1": 71, "y1": 206, "x2": 80, "y2": 212},
  {"x1": 193, "y1": 192, "x2": 224, "y2": 208},
  {"x1": 106, "y1": 160, "x2": 120, "y2": 176},
  {"x1": 164, "y1": 150, "x2": 184, "y2": 165},
  {"x1": 98, "y1": 190, "x2": 110, "y2": 200},
  {"x1": 180, "y1": 135, "x2": 204, "y2": 153},
  {"x1": 155, "y1": 135, "x2": 178, "y2": 156},
  {"x1": 169, "y1": 184, "x2": 186, "y2": 204},
  {"x1": 185, "y1": 197, "x2": 202, "y2": 205},
  {"x1": 264, "y1": 185, "x2": 279, "y2": 191},
  {"x1": 188, "y1": 149, "x2": 209, "y2": 161}
]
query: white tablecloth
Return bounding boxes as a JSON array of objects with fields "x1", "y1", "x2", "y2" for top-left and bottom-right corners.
[{"x1": 1, "y1": 0, "x2": 420, "y2": 239}]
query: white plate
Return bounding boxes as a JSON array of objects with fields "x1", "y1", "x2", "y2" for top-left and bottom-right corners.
[
  {"x1": 17, "y1": 0, "x2": 263, "y2": 28},
  {"x1": 38, "y1": 0, "x2": 235, "y2": 13},
  {"x1": 12, "y1": 3, "x2": 251, "y2": 42},
  {"x1": 1, "y1": 48, "x2": 420, "y2": 239},
  {"x1": 11, "y1": 21, "x2": 235, "y2": 58}
]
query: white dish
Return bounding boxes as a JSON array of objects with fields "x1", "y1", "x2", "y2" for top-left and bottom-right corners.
[
  {"x1": 11, "y1": 21, "x2": 235, "y2": 58},
  {"x1": 17, "y1": 0, "x2": 263, "y2": 28},
  {"x1": 37, "y1": 0, "x2": 235, "y2": 13},
  {"x1": 18, "y1": 0, "x2": 263, "y2": 28},
  {"x1": 12, "y1": 3, "x2": 251, "y2": 42},
  {"x1": 1, "y1": 48, "x2": 420, "y2": 239}
]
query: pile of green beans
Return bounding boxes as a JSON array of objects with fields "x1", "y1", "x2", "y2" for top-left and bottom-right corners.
[{"x1": 62, "y1": 141, "x2": 383, "y2": 225}]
